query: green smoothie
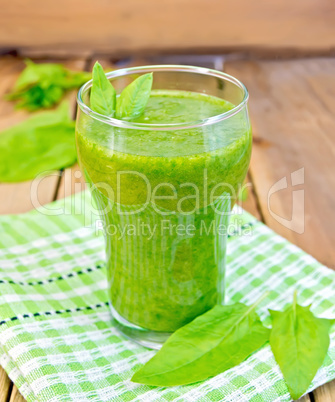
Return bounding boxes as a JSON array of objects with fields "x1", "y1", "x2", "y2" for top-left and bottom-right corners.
[{"x1": 76, "y1": 90, "x2": 251, "y2": 332}]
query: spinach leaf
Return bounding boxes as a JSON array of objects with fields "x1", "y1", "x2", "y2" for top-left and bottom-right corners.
[
  {"x1": 269, "y1": 292, "x2": 334, "y2": 400},
  {"x1": 132, "y1": 297, "x2": 269, "y2": 386},
  {"x1": 90, "y1": 61, "x2": 116, "y2": 116},
  {"x1": 0, "y1": 102, "x2": 76, "y2": 182},
  {"x1": 6, "y1": 60, "x2": 91, "y2": 111},
  {"x1": 116, "y1": 72, "x2": 153, "y2": 120}
]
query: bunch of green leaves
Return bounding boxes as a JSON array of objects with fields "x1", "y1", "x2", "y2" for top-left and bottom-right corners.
[
  {"x1": 90, "y1": 61, "x2": 153, "y2": 120},
  {"x1": 0, "y1": 101, "x2": 77, "y2": 182},
  {"x1": 6, "y1": 60, "x2": 91, "y2": 111},
  {"x1": 132, "y1": 291, "x2": 334, "y2": 400}
]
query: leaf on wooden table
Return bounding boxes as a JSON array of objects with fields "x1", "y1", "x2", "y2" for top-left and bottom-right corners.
[
  {"x1": 6, "y1": 59, "x2": 91, "y2": 111},
  {"x1": 0, "y1": 102, "x2": 77, "y2": 182}
]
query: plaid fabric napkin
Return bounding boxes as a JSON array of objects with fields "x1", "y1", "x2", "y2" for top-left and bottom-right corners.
[{"x1": 0, "y1": 191, "x2": 334, "y2": 402}]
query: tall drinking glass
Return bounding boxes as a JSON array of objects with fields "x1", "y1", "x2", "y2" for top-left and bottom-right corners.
[{"x1": 76, "y1": 65, "x2": 251, "y2": 348}]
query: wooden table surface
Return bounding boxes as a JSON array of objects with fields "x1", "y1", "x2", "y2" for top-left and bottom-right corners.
[{"x1": 0, "y1": 54, "x2": 334, "y2": 401}]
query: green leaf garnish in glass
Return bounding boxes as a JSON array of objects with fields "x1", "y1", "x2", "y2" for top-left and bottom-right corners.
[
  {"x1": 116, "y1": 72, "x2": 153, "y2": 120},
  {"x1": 89, "y1": 62, "x2": 153, "y2": 120},
  {"x1": 90, "y1": 61, "x2": 116, "y2": 116}
]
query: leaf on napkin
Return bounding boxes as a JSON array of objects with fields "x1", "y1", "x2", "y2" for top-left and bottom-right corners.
[
  {"x1": 0, "y1": 101, "x2": 76, "y2": 182},
  {"x1": 269, "y1": 292, "x2": 334, "y2": 400},
  {"x1": 132, "y1": 301, "x2": 269, "y2": 386}
]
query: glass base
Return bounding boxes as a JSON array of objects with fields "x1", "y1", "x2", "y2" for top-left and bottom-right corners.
[{"x1": 109, "y1": 303, "x2": 172, "y2": 350}]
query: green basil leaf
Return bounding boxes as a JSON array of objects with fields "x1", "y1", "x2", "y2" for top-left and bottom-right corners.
[
  {"x1": 0, "y1": 102, "x2": 76, "y2": 182},
  {"x1": 269, "y1": 293, "x2": 334, "y2": 400},
  {"x1": 132, "y1": 301, "x2": 269, "y2": 386},
  {"x1": 90, "y1": 61, "x2": 116, "y2": 116},
  {"x1": 116, "y1": 72, "x2": 153, "y2": 120}
]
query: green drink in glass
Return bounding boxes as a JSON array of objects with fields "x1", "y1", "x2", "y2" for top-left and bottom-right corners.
[{"x1": 76, "y1": 65, "x2": 251, "y2": 348}]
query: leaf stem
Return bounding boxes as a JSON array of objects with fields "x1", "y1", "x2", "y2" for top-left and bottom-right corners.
[
  {"x1": 293, "y1": 289, "x2": 298, "y2": 324},
  {"x1": 249, "y1": 291, "x2": 271, "y2": 312},
  {"x1": 240, "y1": 292, "x2": 271, "y2": 322}
]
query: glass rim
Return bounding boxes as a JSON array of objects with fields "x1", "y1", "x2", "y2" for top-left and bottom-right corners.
[{"x1": 77, "y1": 64, "x2": 249, "y2": 131}]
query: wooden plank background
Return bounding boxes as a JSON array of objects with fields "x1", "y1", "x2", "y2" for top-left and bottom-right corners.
[
  {"x1": 226, "y1": 58, "x2": 335, "y2": 269},
  {"x1": 0, "y1": 53, "x2": 334, "y2": 400},
  {"x1": 1, "y1": 0, "x2": 335, "y2": 57}
]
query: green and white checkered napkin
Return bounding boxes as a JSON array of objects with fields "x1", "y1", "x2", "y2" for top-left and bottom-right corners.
[{"x1": 0, "y1": 191, "x2": 334, "y2": 402}]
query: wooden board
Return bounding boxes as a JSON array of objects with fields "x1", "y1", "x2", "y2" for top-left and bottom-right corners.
[
  {"x1": 1, "y1": 0, "x2": 335, "y2": 57},
  {"x1": 300, "y1": 395, "x2": 312, "y2": 402},
  {"x1": 314, "y1": 380, "x2": 335, "y2": 402},
  {"x1": 9, "y1": 386, "x2": 25, "y2": 402},
  {"x1": 0, "y1": 367, "x2": 11, "y2": 402},
  {"x1": 226, "y1": 58, "x2": 335, "y2": 269}
]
